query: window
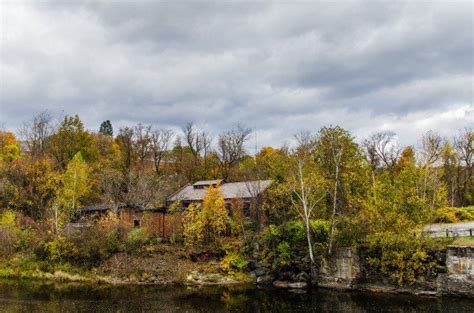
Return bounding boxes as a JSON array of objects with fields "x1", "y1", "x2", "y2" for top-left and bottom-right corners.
[
  {"x1": 133, "y1": 219, "x2": 140, "y2": 228},
  {"x1": 243, "y1": 202, "x2": 250, "y2": 216}
]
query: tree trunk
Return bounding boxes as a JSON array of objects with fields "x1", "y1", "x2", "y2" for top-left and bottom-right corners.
[
  {"x1": 305, "y1": 212, "x2": 314, "y2": 264},
  {"x1": 328, "y1": 164, "x2": 339, "y2": 256}
]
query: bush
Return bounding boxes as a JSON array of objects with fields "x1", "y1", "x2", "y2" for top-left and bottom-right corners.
[
  {"x1": 310, "y1": 219, "x2": 330, "y2": 243},
  {"x1": 258, "y1": 221, "x2": 319, "y2": 272},
  {"x1": 220, "y1": 252, "x2": 248, "y2": 275},
  {"x1": 433, "y1": 207, "x2": 473, "y2": 223},
  {"x1": 124, "y1": 228, "x2": 150, "y2": 254},
  {"x1": 367, "y1": 232, "x2": 440, "y2": 286}
]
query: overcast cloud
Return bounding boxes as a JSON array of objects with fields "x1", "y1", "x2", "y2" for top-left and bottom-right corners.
[{"x1": 0, "y1": 0, "x2": 472, "y2": 148}]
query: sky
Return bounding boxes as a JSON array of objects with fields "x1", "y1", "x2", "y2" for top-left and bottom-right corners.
[{"x1": 0, "y1": 0, "x2": 473, "y2": 149}]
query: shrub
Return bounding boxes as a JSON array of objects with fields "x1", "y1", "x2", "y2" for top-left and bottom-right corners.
[
  {"x1": 367, "y1": 232, "x2": 440, "y2": 286},
  {"x1": 433, "y1": 207, "x2": 473, "y2": 223},
  {"x1": 220, "y1": 252, "x2": 248, "y2": 275},
  {"x1": 311, "y1": 219, "x2": 330, "y2": 243},
  {"x1": 124, "y1": 228, "x2": 150, "y2": 254}
]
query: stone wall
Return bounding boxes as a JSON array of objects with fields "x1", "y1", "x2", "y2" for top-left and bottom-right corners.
[
  {"x1": 317, "y1": 247, "x2": 361, "y2": 290},
  {"x1": 437, "y1": 246, "x2": 473, "y2": 297},
  {"x1": 317, "y1": 246, "x2": 473, "y2": 297}
]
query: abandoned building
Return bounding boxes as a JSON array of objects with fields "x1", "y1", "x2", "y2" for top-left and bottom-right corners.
[
  {"x1": 166, "y1": 179, "x2": 273, "y2": 216},
  {"x1": 72, "y1": 179, "x2": 273, "y2": 238}
]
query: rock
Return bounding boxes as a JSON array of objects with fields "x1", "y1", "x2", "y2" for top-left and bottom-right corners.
[
  {"x1": 273, "y1": 280, "x2": 289, "y2": 288},
  {"x1": 257, "y1": 275, "x2": 275, "y2": 285},
  {"x1": 248, "y1": 261, "x2": 258, "y2": 271},
  {"x1": 295, "y1": 271, "x2": 310, "y2": 282},
  {"x1": 255, "y1": 267, "x2": 268, "y2": 276},
  {"x1": 288, "y1": 282, "x2": 308, "y2": 289},
  {"x1": 278, "y1": 271, "x2": 295, "y2": 281}
]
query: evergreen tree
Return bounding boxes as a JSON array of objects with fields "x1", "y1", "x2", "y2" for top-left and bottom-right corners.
[{"x1": 99, "y1": 120, "x2": 113, "y2": 136}]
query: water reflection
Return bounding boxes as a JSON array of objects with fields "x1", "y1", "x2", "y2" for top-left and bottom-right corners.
[{"x1": 0, "y1": 279, "x2": 472, "y2": 313}]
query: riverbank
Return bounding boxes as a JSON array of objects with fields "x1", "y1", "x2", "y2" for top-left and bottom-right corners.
[
  {"x1": 2, "y1": 243, "x2": 472, "y2": 299},
  {"x1": 0, "y1": 242, "x2": 253, "y2": 286}
]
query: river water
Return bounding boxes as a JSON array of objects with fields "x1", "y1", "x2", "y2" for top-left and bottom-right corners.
[{"x1": 0, "y1": 279, "x2": 473, "y2": 312}]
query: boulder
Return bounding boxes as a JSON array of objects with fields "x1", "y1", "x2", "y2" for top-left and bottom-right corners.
[
  {"x1": 257, "y1": 275, "x2": 275, "y2": 285},
  {"x1": 273, "y1": 280, "x2": 289, "y2": 288},
  {"x1": 295, "y1": 271, "x2": 310, "y2": 282},
  {"x1": 255, "y1": 267, "x2": 269, "y2": 276},
  {"x1": 288, "y1": 281, "x2": 308, "y2": 289}
]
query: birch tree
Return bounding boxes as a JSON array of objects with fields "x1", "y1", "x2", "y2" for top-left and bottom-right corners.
[
  {"x1": 289, "y1": 136, "x2": 325, "y2": 264},
  {"x1": 290, "y1": 156, "x2": 326, "y2": 264},
  {"x1": 53, "y1": 152, "x2": 90, "y2": 235}
]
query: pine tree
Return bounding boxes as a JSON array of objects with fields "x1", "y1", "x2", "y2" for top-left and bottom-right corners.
[{"x1": 99, "y1": 120, "x2": 113, "y2": 136}]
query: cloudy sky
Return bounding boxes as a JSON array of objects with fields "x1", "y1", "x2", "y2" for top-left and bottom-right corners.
[{"x1": 0, "y1": 0, "x2": 472, "y2": 148}]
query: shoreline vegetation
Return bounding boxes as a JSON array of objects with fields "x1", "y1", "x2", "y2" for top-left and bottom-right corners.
[{"x1": 0, "y1": 113, "x2": 472, "y2": 297}]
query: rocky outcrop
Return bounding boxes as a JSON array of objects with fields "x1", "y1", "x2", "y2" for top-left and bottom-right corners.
[
  {"x1": 315, "y1": 245, "x2": 473, "y2": 298},
  {"x1": 317, "y1": 247, "x2": 361, "y2": 290},
  {"x1": 437, "y1": 246, "x2": 473, "y2": 297},
  {"x1": 185, "y1": 271, "x2": 241, "y2": 285}
]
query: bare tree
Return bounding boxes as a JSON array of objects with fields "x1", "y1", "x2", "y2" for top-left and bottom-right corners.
[
  {"x1": 21, "y1": 111, "x2": 54, "y2": 158},
  {"x1": 217, "y1": 126, "x2": 251, "y2": 179},
  {"x1": 201, "y1": 131, "x2": 213, "y2": 175},
  {"x1": 150, "y1": 128, "x2": 174, "y2": 174},
  {"x1": 183, "y1": 122, "x2": 204, "y2": 162},
  {"x1": 453, "y1": 128, "x2": 473, "y2": 206},
  {"x1": 363, "y1": 131, "x2": 401, "y2": 172},
  {"x1": 133, "y1": 124, "x2": 152, "y2": 168}
]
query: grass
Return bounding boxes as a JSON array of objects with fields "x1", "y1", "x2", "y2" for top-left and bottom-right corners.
[{"x1": 449, "y1": 236, "x2": 474, "y2": 246}]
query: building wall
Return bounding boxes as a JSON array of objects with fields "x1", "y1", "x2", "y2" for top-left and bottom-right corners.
[{"x1": 119, "y1": 207, "x2": 183, "y2": 238}]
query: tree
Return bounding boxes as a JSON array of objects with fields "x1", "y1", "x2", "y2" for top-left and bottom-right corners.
[
  {"x1": 419, "y1": 131, "x2": 444, "y2": 208},
  {"x1": 0, "y1": 131, "x2": 21, "y2": 162},
  {"x1": 315, "y1": 126, "x2": 367, "y2": 255},
  {"x1": 133, "y1": 124, "x2": 152, "y2": 169},
  {"x1": 48, "y1": 115, "x2": 97, "y2": 168},
  {"x1": 363, "y1": 131, "x2": 401, "y2": 176},
  {"x1": 288, "y1": 148, "x2": 326, "y2": 264},
  {"x1": 99, "y1": 120, "x2": 113, "y2": 136},
  {"x1": 54, "y1": 152, "x2": 90, "y2": 234},
  {"x1": 115, "y1": 127, "x2": 136, "y2": 189},
  {"x1": 182, "y1": 184, "x2": 229, "y2": 246},
  {"x1": 150, "y1": 128, "x2": 174, "y2": 174},
  {"x1": 453, "y1": 128, "x2": 473, "y2": 206},
  {"x1": 21, "y1": 111, "x2": 53, "y2": 159},
  {"x1": 217, "y1": 126, "x2": 251, "y2": 179}
]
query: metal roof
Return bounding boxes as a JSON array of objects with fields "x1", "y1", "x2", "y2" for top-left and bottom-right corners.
[
  {"x1": 167, "y1": 180, "x2": 273, "y2": 202},
  {"x1": 193, "y1": 179, "x2": 224, "y2": 186}
]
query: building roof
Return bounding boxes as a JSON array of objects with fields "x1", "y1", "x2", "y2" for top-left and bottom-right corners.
[
  {"x1": 193, "y1": 179, "x2": 224, "y2": 186},
  {"x1": 167, "y1": 180, "x2": 273, "y2": 202}
]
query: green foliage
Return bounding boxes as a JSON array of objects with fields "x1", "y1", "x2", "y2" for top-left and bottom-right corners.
[
  {"x1": 258, "y1": 221, "x2": 323, "y2": 271},
  {"x1": 220, "y1": 252, "x2": 249, "y2": 275},
  {"x1": 310, "y1": 219, "x2": 330, "y2": 243},
  {"x1": 262, "y1": 183, "x2": 296, "y2": 225},
  {"x1": 125, "y1": 228, "x2": 150, "y2": 255},
  {"x1": 48, "y1": 115, "x2": 98, "y2": 168},
  {"x1": 99, "y1": 120, "x2": 113, "y2": 136},
  {"x1": 367, "y1": 232, "x2": 440, "y2": 286},
  {"x1": 43, "y1": 236, "x2": 75, "y2": 263}
]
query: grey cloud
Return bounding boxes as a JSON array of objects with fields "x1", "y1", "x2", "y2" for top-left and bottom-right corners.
[{"x1": 0, "y1": 0, "x2": 472, "y2": 148}]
